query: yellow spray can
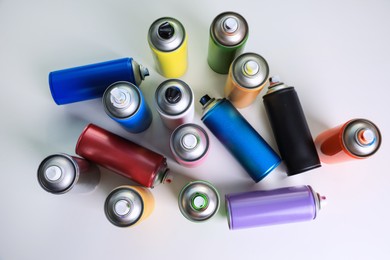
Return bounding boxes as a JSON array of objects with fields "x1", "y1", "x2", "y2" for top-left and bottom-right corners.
[{"x1": 148, "y1": 17, "x2": 188, "y2": 78}]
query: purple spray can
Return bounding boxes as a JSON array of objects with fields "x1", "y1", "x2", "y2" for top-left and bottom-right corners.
[{"x1": 225, "y1": 185, "x2": 326, "y2": 230}]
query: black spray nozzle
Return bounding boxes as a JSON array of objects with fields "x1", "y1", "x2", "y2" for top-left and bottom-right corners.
[
  {"x1": 165, "y1": 86, "x2": 182, "y2": 104},
  {"x1": 199, "y1": 95, "x2": 211, "y2": 106},
  {"x1": 158, "y1": 22, "x2": 175, "y2": 40}
]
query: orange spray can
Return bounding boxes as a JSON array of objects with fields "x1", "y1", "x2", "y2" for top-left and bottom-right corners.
[
  {"x1": 104, "y1": 185, "x2": 155, "y2": 227},
  {"x1": 224, "y1": 52, "x2": 269, "y2": 108},
  {"x1": 315, "y1": 119, "x2": 381, "y2": 164}
]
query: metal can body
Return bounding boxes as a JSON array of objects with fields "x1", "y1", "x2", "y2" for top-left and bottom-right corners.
[
  {"x1": 75, "y1": 124, "x2": 171, "y2": 188},
  {"x1": 148, "y1": 17, "x2": 188, "y2": 78},
  {"x1": 207, "y1": 12, "x2": 248, "y2": 74},
  {"x1": 49, "y1": 57, "x2": 149, "y2": 105},
  {"x1": 37, "y1": 153, "x2": 100, "y2": 194},
  {"x1": 155, "y1": 79, "x2": 194, "y2": 130},
  {"x1": 103, "y1": 81, "x2": 152, "y2": 133},
  {"x1": 225, "y1": 185, "x2": 326, "y2": 230},
  {"x1": 104, "y1": 185, "x2": 154, "y2": 227},
  {"x1": 170, "y1": 124, "x2": 209, "y2": 167},
  {"x1": 200, "y1": 95, "x2": 281, "y2": 182},
  {"x1": 178, "y1": 180, "x2": 220, "y2": 222},
  {"x1": 224, "y1": 53, "x2": 269, "y2": 108},
  {"x1": 263, "y1": 80, "x2": 321, "y2": 175},
  {"x1": 315, "y1": 119, "x2": 381, "y2": 164}
]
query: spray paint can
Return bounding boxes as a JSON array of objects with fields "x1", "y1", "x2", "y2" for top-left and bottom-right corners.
[
  {"x1": 104, "y1": 185, "x2": 154, "y2": 227},
  {"x1": 207, "y1": 12, "x2": 248, "y2": 74},
  {"x1": 226, "y1": 185, "x2": 326, "y2": 230},
  {"x1": 103, "y1": 81, "x2": 152, "y2": 133},
  {"x1": 178, "y1": 180, "x2": 220, "y2": 222},
  {"x1": 200, "y1": 95, "x2": 281, "y2": 182},
  {"x1": 37, "y1": 153, "x2": 100, "y2": 194},
  {"x1": 315, "y1": 119, "x2": 381, "y2": 164},
  {"x1": 263, "y1": 76, "x2": 321, "y2": 175},
  {"x1": 75, "y1": 124, "x2": 173, "y2": 188},
  {"x1": 224, "y1": 53, "x2": 269, "y2": 108},
  {"x1": 49, "y1": 57, "x2": 149, "y2": 105},
  {"x1": 155, "y1": 79, "x2": 194, "y2": 130},
  {"x1": 148, "y1": 17, "x2": 187, "y2": 78},
  {"x1": 170, "y1": 124, "x2": 209, "y2": 167}
]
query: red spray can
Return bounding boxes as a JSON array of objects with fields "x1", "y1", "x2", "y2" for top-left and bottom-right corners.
[{"x1": 76, "y1": 124, "x2": 172, "y2": 188}]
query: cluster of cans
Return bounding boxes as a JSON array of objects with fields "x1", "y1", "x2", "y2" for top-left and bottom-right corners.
[{"x1": 38, "y1": 12, "x2": 382, "y2": 230}]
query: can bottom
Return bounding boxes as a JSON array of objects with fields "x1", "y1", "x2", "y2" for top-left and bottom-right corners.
[
  {"x1": 286, "y1": 163, "x2": 321, "y2": 176},
  {"x1": 252, "y1": 159, "x2": 281, "y2": 183}
]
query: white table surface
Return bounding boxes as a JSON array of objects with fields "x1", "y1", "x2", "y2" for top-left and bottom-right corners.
[{"x1": 1, "y1": 0, "x2": 389, "y2": 259}]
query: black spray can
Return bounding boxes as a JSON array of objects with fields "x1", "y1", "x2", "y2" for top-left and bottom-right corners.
[{"x1": 262, "y1": 76, "x2": 321, "y2": 175}]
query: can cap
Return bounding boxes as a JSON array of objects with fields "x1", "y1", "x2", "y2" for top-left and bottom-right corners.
[
  {"x1": 178, "y1": 181, "x2": 220, "y2": 222},
  {"x1": 199, "y1": 94, "x2": 211, "y2": 106},
  {"x1": 211, "y1": 12, "x2": 248, "y2": 46},
  {"x1": 103, "y1": 82, "x2": 140, "y2": 119},
  {"x1": 170, "y1": 124, "x2": 209, "y2": 162},
  {"x1": 191, "y1": 193, "x2": 209, "y2": 211},
  {"x1": 158, "y1": 22, "x2": 175, "y2": 39},
  {"x1": 37, "y1": 154, "x2": 78, "y2": 194},
  {"x1": 114, "y1": 199, "x2": 132, "y2": 216},
  {"x1": 45, "y1": 165, "x2": 62, "y2": 181},
  {"x1": 182, "y1": 133, "x2": 198, "y2": 149},
  {"x1": 232, "y1": 53, "x2": 269, "y2": 89},
  {"x1": 165, "y1": 86, "x2": 182, "y2": 103},
  {"x1": 104, "y1": 187, "x2": 143, "y2": 227},
  {"x1": 131, "y1": 59, "x2": 150, "y2": 86},
  {"x1": 148, "y1": 17, "x2": 186, "y2": 52},
  {"x1": 357, "y1": 128, "x2": 375, "y2": 145},
  {"x1": 155, "y1": 79, "x2": 193, "y2": 116},
  {"x1": 243, "y1": 60, "x2": 259, "y2": 76},
  {"x1": 343, "y1": 119, "x2": 381, "y2": 157}
]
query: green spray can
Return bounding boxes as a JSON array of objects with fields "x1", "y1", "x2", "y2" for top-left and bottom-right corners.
[{"x1": 207, "y1": 12, "x2": 249, "y2": 74}]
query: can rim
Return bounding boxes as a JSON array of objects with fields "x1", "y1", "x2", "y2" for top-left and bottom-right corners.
[
  {"x1": 104, "y1": 186, "x2": 144, "y2": 228},
  {"x1": 210, "y1": 11, "x2": 249, "y2": 47},
  {"x1": 154, "y1": 79, "x2": 193, "y2": 116},
  {"x1": 178, "y1": 180, "x2": 220, "y2": 222},
  {"x1": 341, "y1": 118, "x2": 382, "y2": 158},
  {"x1": 37, "y1": 153, "x2": 80, "y2": 194},
  {"x1": 231, "y1": 52, "x2": 269, "y2": 89},
  {"x1": 170, "y1": 123, "x2": 210, "y2": 162},
  {"x1": 102, "y1": 81, "x2": 142, "y2": 119},
  {"x1": 148, "y1": 17, "x2": 186, "y2": 52}
]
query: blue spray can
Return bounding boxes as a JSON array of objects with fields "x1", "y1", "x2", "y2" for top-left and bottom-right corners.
[
  {"x1": 103, "y1": 81, "x2": 152, "y2": 133},
  {"x1": 49, "y1": 57, "x2": 150, "y2": 105},
  {"x1": 200, "y1": 95, "x2": 281, "y2": 182}
]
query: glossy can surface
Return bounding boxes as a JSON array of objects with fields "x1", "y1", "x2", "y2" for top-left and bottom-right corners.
[
  {"x1": 75, "y1": 124, "x2": 172, "y2": 188},
  {"x1": 225, "y1": 53, "x2": 269, "y2": 108},
  {"x1": 207, "y1": 12, "x2": 248, "y2": 74},
  {"x1": 148, "y1": 17, "x2": 188, "y2": 78},
  {"x1": 170, "y1": 124, "x2": 209, "y2": 167},
  {"x1": 104, "y1": 185, "x2": 154, "y2": 227},
  {"x1": 263, "y1": 79, "x2": 321, "y2": 175},
  {"x1": 178, "y1": 180, "x2": 220, "y2": 222},
  {"x1": 37, "y1": 153, "x2": 100, "y2": 194},
  {"x1": 103, "y1": 81, "x2": 152, "y2": 133},
  {"x1": 315, "y1": 119, "x2": 381, "y2": 164},
  {"x1": 155, "y1": 79, "x2": 194, "y2": 130},
  {"x1": 49, "y1": 57, "x2": 149, "y2": 105},
  {"x1": 200, "y1": 95, "x2": 281, "y2": 182},
  {"x1": 226, "y1": 185, "x2": 326, "y2": 230}
]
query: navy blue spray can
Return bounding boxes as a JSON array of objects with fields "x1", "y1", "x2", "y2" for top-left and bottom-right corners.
[
  {"x1": 103, "y1": 81, "x2": 152, "y2": 133},
  {"x1": 49, "y1": 57, "x2": 150, "y2": 105},
  {"x1": 200, "y1": 95, "x2": 281, "y2": 182}
]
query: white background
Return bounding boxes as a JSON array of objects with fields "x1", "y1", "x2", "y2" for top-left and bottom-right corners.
[{"x1": 0, "y1": 0, "x2": 389, "y2": 259}]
